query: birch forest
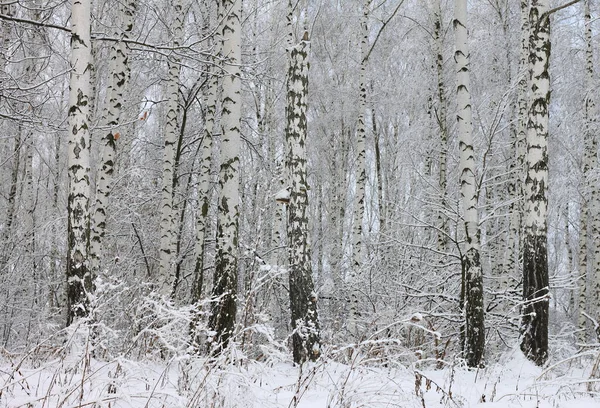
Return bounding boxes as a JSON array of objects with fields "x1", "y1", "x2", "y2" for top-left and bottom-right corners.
[{"x1": 1, "y1": 0, "x2": 600, "y2": 406}]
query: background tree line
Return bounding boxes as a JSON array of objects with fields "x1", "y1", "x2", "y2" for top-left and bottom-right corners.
[{"x1": 0, "y1": 0, "x2": 596, "y2": 369}]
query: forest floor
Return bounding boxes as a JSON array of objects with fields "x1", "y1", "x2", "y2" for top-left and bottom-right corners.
[{"x1": 1, "y1": 342, "x2": 599, "y2": 408}]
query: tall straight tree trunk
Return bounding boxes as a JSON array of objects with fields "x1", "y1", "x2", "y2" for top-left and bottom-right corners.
[
  {"x1": 159, "y1": 0, "x2": 184, "y2": 297},
  {"x1": 505, "y1": 0, "x2": 529, "y2": 288},
  {"x1": 0, "y1": 3, "x2": 15, "y2": 271},
  {"x1": 192, "y1": 0, "x2": 220, "y2": 305},
  {"x1": 66, "y1": 0, "x2": 93, "y2": 326},
  {"x1": 208, "y1": 0, "x2": 242, "y2": 353},
  {"x1": 286, "y1": 27, "x2": 321, "y2": 364},
  {"x1": 453, "y1": 0, "x2": 485, "y2": 368},
  {"x1": 521, "y1": 0, "x2": 550, "y2": 366},
  {"x1": 349, "y1": 0, "x2": 370, "y2": 335},
  {"x1": 90, "y1": 0, "x2": 136, "y2": 273},
  {"x1": 584, "y1": 0, "x2": 600, "y2": 341},
  {"x1": 433, "y1": 0, "x2": 449, "y2": 254},
  {"x1": 578, "y1": 0, "x2": 594, "y2": 344}
]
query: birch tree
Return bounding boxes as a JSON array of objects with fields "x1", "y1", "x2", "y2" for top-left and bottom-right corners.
[
  {"x1": 192, "y1": 0, "x2": 219, "y2": 306},
  {"x1": 521, "y1": 0, "x2": 550, "y2": 366},
  {"x1": 583, "y1": 0, "x2": 600, "y2": 342},
  {"x1": 66, "y1": 0, "x2": 93, "y2": 325},
  {"x1": 349, "y1": 0, "x2": 370, "y2": 335},
  {"x1": 208, "y1": 0, "x2": 242, "y2": 352},
  {"x1": 433, "y1": 0, "x2": 450, "y2": 254},
  {"x1": 505, "y1": 0, "x2": 529, "y2": 286},
  {"x1": 158, "y1": 0, "x2": 184, "y2": 297},
  {"x1": 90, "y1": 0, "x2": 136, "y2": 273},
  {"x1": 286, "y1": 21, "x2": 321, "y2": 362},
  {"x1": 454, "y1": 0, "x2": 484, "y2": 368}
]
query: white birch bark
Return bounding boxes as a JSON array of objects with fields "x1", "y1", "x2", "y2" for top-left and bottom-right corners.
[
  {"x1": 192, "y1": 1, "x2": 220, "y2": 304},
  {"x1": 583, "y1": 0, "x2": 600, "y2": 342},
  {"x1": 505, "y1": 0, "x2": 529, "y2": 288},
  {"x1": 66, "y1": 0, "x2": 93, "y2": 326},
  {"x1": 23, "y1": 1, "x2": 44, "y2": 289},
  {"x1": 208, "y1": 0, "x2": 242, "y2": 352},
  {"x1": 0, "y1": 3, "x2": 14, "y2": 269},
  {"x1": 349, "y1": 0, "x2": 370, "y2": 336},
  {"x1": 521, "y1": 0, "x2": 550, "y2": 366},
  {"x1": 433, "y1": 0, "x2": 449, "y2": 253},
  {"x1": 454, "y1": 0, "x2": 484, "y2": 368},
  {"x1": 577, "y1": 0, "x2": 594, "y2": 343},
  {"x1": 286, "y1": 30, "x2": 321, "y2": 363},
  {"x1": 90, "y1": 0, "x2": 136, "y2": 273},
  {"x1": 158, "y1": 0, "x2": 184, "y2": 297}
]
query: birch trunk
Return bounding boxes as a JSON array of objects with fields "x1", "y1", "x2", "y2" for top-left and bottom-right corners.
[
  {"x1": 1, "y1": 132, "x2": 20, "y2": 270},
  {"x1": 521, "y1": 0, "x2": 550, "y2": 366},
  {"x1": 192, "y1": 0, "x2": 219, "y2": 305},
  {"x1": 66, "y1": 0, "x2": 93, "y2": 326},
  {"x1": 0, "y1": 3, "x2": 14, "y2": 270},
  {"x1": 505, "y1": 0, "x2": 529, "y2": 287},
  {"x1": 158, "y1": 0, "x2": 184, "y2": 297},
  {"x1": 454, "y1": 0, "x2": 484, "y2": 368},
  {"x1": 90, "y1": 0, "x2": 136, "y2": 273},
  {"x1": 0, "y1": 2, "x2": 12, "y2": 96},
  {"x1": 584, "y1": 0, "x2": 600, "y2": 342},
  {"x1": 286, "y1": 28, "x2": 321, "y2": 363},
  {"x1": 349, "y1": 0, "x2": 370, "y2": 335},
  {"x1": 208, "y1": 0, "x2": 242, "y2": 352},
  {"x1": 191, "y1": 81, "x2": 216, "y2": 302},
  {"x1": 433, "y1": 0, "x2": 449, "y2": 254}
]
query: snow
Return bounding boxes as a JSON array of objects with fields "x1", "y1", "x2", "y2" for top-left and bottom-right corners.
[
  {"x1": 274, "y1": 187, "x2": 290, "y2": 202},
  {"x1": 1, "y1": 347, "x2": 599, "y2": 407}
]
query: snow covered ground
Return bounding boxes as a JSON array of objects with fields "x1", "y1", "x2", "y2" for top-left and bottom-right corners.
[{"x1": 1, "y1": 344, "x2": 599, "y2": 408}]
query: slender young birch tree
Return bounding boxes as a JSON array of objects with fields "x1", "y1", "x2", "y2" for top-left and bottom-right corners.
[
  {"x1": 208, "y1": 0, "x2": 242, "y2": 353},
  {"x1": 505, "y1": 0, "x2": 529, "y2": 286},
  {"x1": 192, "y1": 0, "x2": 220, "y2": 305},
  {"x1": 453, "y1": 0, "x2": 484, "y2": 368},
  {"x1": 583, "y1": 0, "x2": 600, "y2": 341},
  {"x1": 349, "y1": 0, "x2": 370, "y2": 335},
  {"x1": 432, "y1": 0, "x2": 449, "y2": 253},
  {"x1": 577, "y1": 0, "x2": 594, "y2": 343},
  {"x1": 158, "y1": 0, "x2": 184, "y2": 297},
  {"x1": 66, "y1": 0, "x2": 93, "y2": 326},
  {"x1": 0, "y1": 4, "x2": 14, "y2": 271},
  {"x1": 286, "y1": 21, "x2": 321, "y2": 362},
  {"x1": 521, "y1": 0, "x2": 550, "y2": 366},
  {"x1": 90, "y1": 0, "x2": 136, "y2": 273}
]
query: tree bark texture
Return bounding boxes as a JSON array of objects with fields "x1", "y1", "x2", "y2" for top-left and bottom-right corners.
[
  {"x1": 286, "y1": 33, "x2": 321, "y2": 364},
  {"x1": 454, "y1": 0, "x2": 485, "y2": 368},
  {"x1": 583, "y1": 0, "x2": 600, "y2": 342},
  {"x1": 521, "y1": 0, "x2": 550, "y2": 366},
  {"x1": 192, "y1": 1, "x2": 220, "y2": 305},
  {"x1": 433, "y1": 0, "x2": 449, "y2": 254},
  {"x1": 349, "y1": 0, "x2": 370, "y2": 336},
  {"x1": 505, "y1": 0, "x2": 529, "y2": 286},
  {"x1": 66, "y1": 0, "x2": 93, "y2": 326},
  {"x1": 90, "y1": 0, "x2": 136, "y2": 273},
  {"x1": 158, "y1": 0, "x2": 184, "y2": 297},
  {"x1": 208, "y1": 0, "x2": 242, "y2": 353}
]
